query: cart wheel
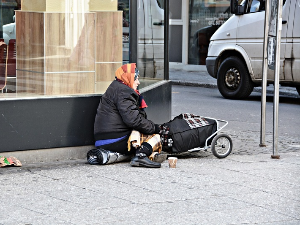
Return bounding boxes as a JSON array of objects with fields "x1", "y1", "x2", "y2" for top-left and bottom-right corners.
[{"x1": 211, "y1": 134, "x2": 232, "y2": 158}]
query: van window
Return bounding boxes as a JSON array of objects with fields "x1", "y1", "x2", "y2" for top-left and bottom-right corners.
[
  {"x1": 157, "y1": 0, "x2": 164, "y2": 9},
  {"x1": 250, "y1": 0, "x2": 263, "y2": 12},
  {"x1": 248, "y1": 0, "x2": 286, "y2": 13},
  {"x1": 238, "y1": 0, "x2": 265, "y2": 13}
]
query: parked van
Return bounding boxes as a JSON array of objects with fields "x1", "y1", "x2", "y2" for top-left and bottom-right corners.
[{"x1": 206, "y1": 0, "x2": 300, "y2": 99}]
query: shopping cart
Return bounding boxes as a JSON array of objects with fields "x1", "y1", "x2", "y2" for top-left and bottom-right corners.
[{"x1": 160, "y1": 113, "x2": 233, "y2": 158}]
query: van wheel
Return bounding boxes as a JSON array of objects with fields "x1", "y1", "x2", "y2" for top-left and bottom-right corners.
[
  {"x1": 296, "y1": 86, "x2": 300, "y2": 95},
  {"x1": 217, "y1": 56, "x2": 253, "y2": 99}
]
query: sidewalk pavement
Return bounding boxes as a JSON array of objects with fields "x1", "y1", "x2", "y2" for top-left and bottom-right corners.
[
  {"x1": 0, "y1": 65, "x2": 299, "y2": 225},
  {"x1": 1, "y1": 152, "x2": 299, "y2": 224}
]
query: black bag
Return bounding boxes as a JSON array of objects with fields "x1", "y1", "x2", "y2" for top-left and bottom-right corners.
[{"x1": 160, "y1": 113, "x2": 217, "y2": 153}]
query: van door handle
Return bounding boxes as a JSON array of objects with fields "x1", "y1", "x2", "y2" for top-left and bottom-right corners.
[
  {"x1": 282, "y1": 20, "x2": 287, "y2": 24},
  {"x1": 153, "y1": 21, "x2": 164, "y2": 26}
]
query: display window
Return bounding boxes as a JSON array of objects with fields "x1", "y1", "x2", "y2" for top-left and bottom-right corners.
[
  {"x1": 0, "y1": 0, "x2": 165, "y2": 99},
  {"x1": 0, "y1": 0, "x2": 20, "y2": 95},
  {"x1": 136, "y1": 0, "x2": 165, "y2": 89}
]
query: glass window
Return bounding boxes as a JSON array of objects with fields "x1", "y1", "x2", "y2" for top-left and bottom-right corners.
[
  {"x1": 157, "y1": 0, "x2": 164, "y2": 9},
  {"x1": 0, "y1": 0, "x2": 20, "y2": 94},
  {"x1": 169, "y1": 25, "x2": 183, "y2": 62},
  {"x1": 239, "y1": 0, "x2": 265, "y2": 13},
  {"x1": 118, "y1": 0, "x2": 130, "y2": 64},
  {"x1": 137, "y1": 0, "x2": 165, "y2": 89},
  {"x1": 0, "y1": 0, "x2": 165, "y2": 99},
  {"x1": 169, "y1": 0, "x2": 182, "y2": 19},
  {"x1": 188, "y1": 0, "x2": 231, "y2": 65}
]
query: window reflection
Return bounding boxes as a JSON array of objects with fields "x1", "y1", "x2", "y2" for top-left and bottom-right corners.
[
  {"x1": 189, "y1": 0, "x2": 231, "y2": 65},
  {"x1": 0, "y1": 0, "x2": 166, "y2": 98},
  {"x1": 0, "y1": 0, "x2": 20, "y2": 93},
  {"x1": 118, "y1": 0, "x2": 129, "y2": 64},
  {"x1": 0, "y1": 0, "x2": 124, "y2": 98},
  {"x1": 137, "y1": 0, "x2": 165, "y2": 83}
]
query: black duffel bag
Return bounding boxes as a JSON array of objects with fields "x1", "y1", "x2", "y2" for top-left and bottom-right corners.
[{"x1": 160, "y1": 113, "x2": 217, "y2": 153}]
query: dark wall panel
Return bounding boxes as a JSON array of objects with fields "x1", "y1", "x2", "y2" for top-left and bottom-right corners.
[
  {"x1": 0, "y1": 96, "x2": 100, "y2": 152},
  {"x1": 142, "y1": 82, "x2": 172, "y2": 124}
]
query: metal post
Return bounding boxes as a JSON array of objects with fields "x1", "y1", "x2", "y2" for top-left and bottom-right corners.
[
  {"x1": 271, "y1": 0, "x2": 283, "y2": 159},
  {"x1": 260, "y1": 0, "x2": 270, "y2": 147},
  {"x1": 129, "y1": 0, "x2": 138, "y2": 64},
  {"x1": 164, "y1": 0, "x2": 169, "y2": 80}
]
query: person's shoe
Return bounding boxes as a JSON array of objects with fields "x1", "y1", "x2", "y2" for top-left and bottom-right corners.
[
  {"x1": 87, "y1": 149, "x2": 101, "y2": 165},
  {"x1": 87, "y1": 148, "x2": 106, "y2": 165},
  {"x1": 130, "y1": 153, "x2": 161, "y2": 168},
  {"x1": 149, "y1": 152, "x2": 167, "y2": 163}
]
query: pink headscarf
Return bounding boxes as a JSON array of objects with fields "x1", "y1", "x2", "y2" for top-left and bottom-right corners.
[
  {"x1": 115, "y1": 63, "x2": 136, "y2": 89},
  {"x1": 115, "y1": 63, "x2": 148, "y2": 109}
]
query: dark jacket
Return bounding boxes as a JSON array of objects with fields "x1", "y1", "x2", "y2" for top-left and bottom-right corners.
[{"x1": 94, "y1": 80, "x2": 157, "y2": 141}]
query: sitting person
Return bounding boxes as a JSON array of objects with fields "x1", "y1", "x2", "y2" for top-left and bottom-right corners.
[{"x1": 91, "y1": 63, "x2": 164, "y2": 168}]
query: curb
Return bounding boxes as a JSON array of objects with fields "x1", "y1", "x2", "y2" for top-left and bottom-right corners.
[
  {"x1": 1, "y1": 146, "x2": 93, "y2": 165},
  {"x1": 170, "y1": 80, "x2": 217, "y2": 89},
  {"x1": 170, "y1": 80, "x2": 299, "y2": 98}
]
